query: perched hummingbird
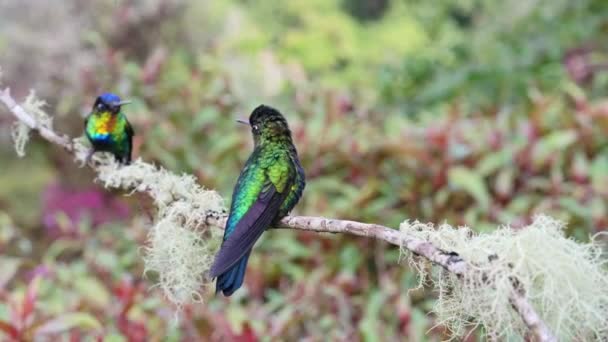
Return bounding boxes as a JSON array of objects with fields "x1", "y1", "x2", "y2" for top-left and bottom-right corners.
[
  {"x1": 84, "y1": 93, "x2": 133, "y2": 165},
  {"x1": 210, "y1": 105, "x2": 306, "y2": 296}
]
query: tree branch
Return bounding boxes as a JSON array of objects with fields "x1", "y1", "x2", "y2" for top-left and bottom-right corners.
[
  {"x1": 0, "y1": 87, "x2": 557, "y2": 342},
  {"x1": 0, "y1": 88, "x2": 73, "y2": 151}
]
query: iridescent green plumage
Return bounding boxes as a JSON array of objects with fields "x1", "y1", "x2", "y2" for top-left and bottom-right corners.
[
  {"x1": 210, "y1": 105, "x2": 305, "y2": 296},
  {"x1": 84, "y1": 93, "x2": 133, "y2": 164}
]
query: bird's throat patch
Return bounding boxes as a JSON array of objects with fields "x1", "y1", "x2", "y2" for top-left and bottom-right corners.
[{"x1": 94, "y1": 112, "x2": 117, "y2": 135}]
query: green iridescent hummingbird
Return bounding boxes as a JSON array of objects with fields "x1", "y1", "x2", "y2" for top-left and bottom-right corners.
[
  {"x1": 210, "y1": 105, "x2": 306, "y2": 296},
  {"x1": 84, "y1": 93, "x2": 133, "y2": 165}
]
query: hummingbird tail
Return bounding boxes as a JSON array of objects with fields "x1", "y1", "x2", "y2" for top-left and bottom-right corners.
[
  {"x1": 114, "y1": 151, "x2": 131, "y2": 165},
  {"x1": 215, "y1": 251, "x2": 251, "y2": 296},
  {"x1": 124, "y1": 151, "x2": 131, "y2": 165}
]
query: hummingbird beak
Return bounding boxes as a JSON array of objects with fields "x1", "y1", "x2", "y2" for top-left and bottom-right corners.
[
  {"x1": 115, "y1": 100, "x2": 131, "y2": 106},
  {"x1": 236, "y1": 119, "x2": 250, "y2": 126}
]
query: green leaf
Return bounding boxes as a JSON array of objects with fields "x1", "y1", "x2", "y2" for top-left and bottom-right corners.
[
  {"x1": 531, "y1": 130, "x2": 577, "y2": 166},
  {"x1": 590, "y1": 197, "x2": 606, "y2": 221},
  {"x1": 411, "y1": 308, "x2": 428, "y2": 342},
  {"x1": 339, "y1": 244, "x2": 363, "y2": 274},
  {"x1": 44, "y1": 239, "x2": 84, "y2": 264},
  {"x1": 558, "y1": 197, "x2": 589, "y2": 219},
  {"x1": 494, "y1": 168, "x2": 514, "y2": 198},
  {"x1": 448, "y1": 166, "x2": 490, "y2": 210},
  {"x1": 34, "y1": 313, "x2": 101, "y2": 336},
  {"x1": 102, "y1": 334, "x2": 127, "y2": 342},
  {"x1": 266, "y1": 233, "x2": 311, "y2": 258},
  {"x1": 226, "y1": 305, "x2": 249, "y2": 334},
  {"x1": 73, "y1": 277, "x2": 111, "y2": 308},
  {"x1": 360, "y1": 291, "x2": 385, "y2": 342},
  {"x1": 0, "y1": 257, "x2": 20, "y2": 288},
  {"x1": 477, "y1": 146, "x2": 516, "y2": 176},
  {"x1": 590, "y1": 154, "x2": 608, "y2": 195}
]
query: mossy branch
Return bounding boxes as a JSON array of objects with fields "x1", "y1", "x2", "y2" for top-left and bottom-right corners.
[
  {"x1": 0, "y1": 85, "x2": 580, "y2": 342},
  {"x1": 206, "y1": 215, "x2": 559, "y2": 341}
]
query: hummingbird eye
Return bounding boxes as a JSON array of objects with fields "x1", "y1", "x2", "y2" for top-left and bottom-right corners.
[{"x1": 253, "y1": 125, "x2": 259, "y2": 131}]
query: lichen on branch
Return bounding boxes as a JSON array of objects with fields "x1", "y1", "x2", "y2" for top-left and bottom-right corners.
[
  {"x1": 10, "y1": 90, "x2": 52, "y2": 157},
  {"x1": 95, "y1": 158, "x2": 226, "y2": 306},
  {"x1": 400, "y1": 216, "x2": 608, "y2": 341}
]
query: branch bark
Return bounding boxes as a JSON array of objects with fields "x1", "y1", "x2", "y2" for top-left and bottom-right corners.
[
  {"x1": 0, "y1": 87, "x2": 557, "y2": 342},
  {"x1": 0, "y1": 88, "x2": 73, "y2": 151}
]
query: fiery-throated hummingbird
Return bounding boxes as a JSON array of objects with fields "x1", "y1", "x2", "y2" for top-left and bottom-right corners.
[
  {"x1": 84, "y1": 93, "x2": 133, "y2": 165},
  {"x1": 210, "y1": 105, "x2": 306, "y2": 296}
]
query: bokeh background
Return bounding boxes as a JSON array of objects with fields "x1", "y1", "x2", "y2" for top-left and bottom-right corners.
[{"x1": 1, "y1": 0, "x2": 607, "y2": 340}]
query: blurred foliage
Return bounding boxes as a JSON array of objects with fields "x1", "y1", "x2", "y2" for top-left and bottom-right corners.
[
  {"x1": 0, "y1": 0, "x2": 607, "y2": 340},
  {"x1": 381, "y1": 0, "x2": 608, "y2": 114}
]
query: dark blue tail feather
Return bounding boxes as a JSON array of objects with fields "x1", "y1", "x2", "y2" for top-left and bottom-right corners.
[{"x1": 215, "y1": 252, "x2": 250, "y2": 296}]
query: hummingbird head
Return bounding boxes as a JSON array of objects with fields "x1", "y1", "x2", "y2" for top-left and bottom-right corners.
[
  {"x1": 242, "y1": 105, "x2": 293, "y2": 146},
  {"x1": 92, "y1": 93, "x2": 130, "y2": 115}
]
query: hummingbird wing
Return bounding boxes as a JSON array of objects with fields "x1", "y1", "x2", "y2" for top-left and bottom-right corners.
[
  {"x1": 210, "y1": 167, "x2": 293, "y2": 278},
  {"x1": 84, "y1": 116, "x2": 90, "y2": 137},
  {"x1": 125, "y1": 118, "x2": 134, "y2": 137},
  {"x1": 123, "y1": 117, "x2": 134, "y2": 164}
]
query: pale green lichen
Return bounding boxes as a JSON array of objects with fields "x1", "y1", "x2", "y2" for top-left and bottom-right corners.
[
  {"x1": 400, "y1": 215, "x2": 608, "y2": 341},
  {"x1": 10, "y1": 90, "x2": 52, "y2": 157},
  {"x1": 93, "y1": 158, "x2": 225, "y2": 306},
  {"x1": 144, "y1": 214, "x2": 222, "y2": 306},
  {"x1": 95, "y1": 159, "x2": 224, "y2": 212},
  {"x1": 11, "y1": 121, "x2": 30, "y2": 157}
]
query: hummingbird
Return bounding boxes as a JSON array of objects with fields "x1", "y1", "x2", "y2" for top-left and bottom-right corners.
[
  {"x1": 84, "y1": 93, "x2": 134, "y2": 165},
  {"x1": 210, "y1": 105, "x2": 306, "y2": 296}
]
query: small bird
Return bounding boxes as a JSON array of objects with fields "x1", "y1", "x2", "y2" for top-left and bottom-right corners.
[
  {"x1": 210, "y1": 105, "x2": 306, "y2": 296},
  {"x1": 84, "y1": 93, "x2": 133, "y2": 165}
]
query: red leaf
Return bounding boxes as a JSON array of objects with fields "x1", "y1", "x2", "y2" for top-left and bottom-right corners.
[
  {"x1": 22, "y1": 276, "x2": 41, "y2": 323},
  {"x1": 117, "y1": 318, "x2": 148, "y2": 342},
  {"x1": 113, "y1": 279, "x2": 139, "y2": 318},
  {"x1": 0, "y1": 320, "x2": 19, "y2": 339},
  {"x1": 233, "y1": 323, "x2": 258, "y2": 342}
]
